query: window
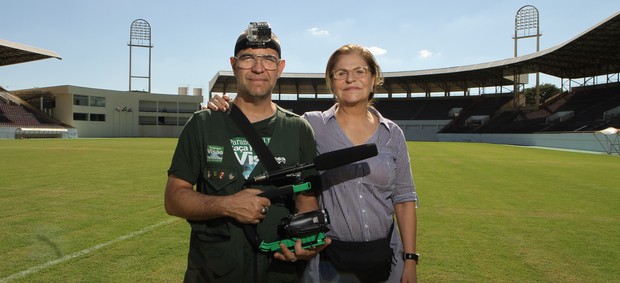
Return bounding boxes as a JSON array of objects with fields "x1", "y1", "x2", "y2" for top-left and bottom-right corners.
[
  {"x1": 90, "y1": 96, "x2": 106, "y2": 107},
  {"x1": 139, "y1": 116, "x2": 157, "y2": 125},
  {"x1": 73, "y1": 95, "x2": 88, "y2": 106},
  {"x1": 73, "y1": 112, "x2": 88, "y2": 121},
  {"x1": 90, "y1": 114, "x2": 106, "y2": 122}
]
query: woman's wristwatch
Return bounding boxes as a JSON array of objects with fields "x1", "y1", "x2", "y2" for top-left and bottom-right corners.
[{"x1": 403, "y1": 253, "x2": 419, "y2": 264}]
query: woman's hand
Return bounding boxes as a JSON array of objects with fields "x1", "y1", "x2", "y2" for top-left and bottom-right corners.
[
  {"x1": 203, "y1": 94, "x2": 231, "y2": 111},
  {"x1": 273, "y1": 237, "x2": 331, "y2": 262}
]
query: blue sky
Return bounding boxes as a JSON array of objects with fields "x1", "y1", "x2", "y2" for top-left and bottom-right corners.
[{"x1": 1, "y1": 0, "x2": 618, "y2": 96}]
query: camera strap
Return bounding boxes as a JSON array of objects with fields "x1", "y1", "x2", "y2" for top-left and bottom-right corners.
[
  {"x1": 229, "y1": 103, "x2": 281, "y2": 173},
  {"x1": 230, "y1": 104, "x2": 297, "y2": 209},
  {"x1": 230, "y1": 103, "x2": 289, "y2": 254}
]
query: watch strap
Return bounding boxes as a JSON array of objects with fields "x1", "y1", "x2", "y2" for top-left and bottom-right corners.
[{"x1": 403, "y1": 253, "x2": 419, "y2": 263}]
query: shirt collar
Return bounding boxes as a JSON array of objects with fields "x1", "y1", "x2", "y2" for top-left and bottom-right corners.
[{"x1": 321, "y1": 104, "x2": 392, "y2": 132}]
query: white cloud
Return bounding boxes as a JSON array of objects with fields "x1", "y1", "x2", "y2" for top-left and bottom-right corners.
[
  {"x1": 418, "y1": 49, "x2": 434, "y2": 59},
  {"x1": 366, "y1": 46, "x2": 387, "y2": 56},
  {"x1": 308, "y1": 27, "x2": 330, "y2": 36}
]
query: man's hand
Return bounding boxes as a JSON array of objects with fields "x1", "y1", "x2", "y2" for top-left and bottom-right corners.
[
  {"x1": 224, "y1": 189, "x2": 270, "y2": 224},
  {"x1": 273, "y1": 237, "x2": 331, "y2": 262},
  {"x1": 204, "y1": 94, "x2": 231, "y2": 111}
]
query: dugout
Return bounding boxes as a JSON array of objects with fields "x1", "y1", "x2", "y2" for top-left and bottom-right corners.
[{"x1": 14, "y1": 127, "x2": 73, "y2": 139}]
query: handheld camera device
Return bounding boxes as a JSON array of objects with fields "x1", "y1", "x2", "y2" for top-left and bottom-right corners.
[
  {"x1": 243, "y1": 143, "x2": 378, "y2": 254},
  {"x1": 255, "y1": 188, "x2": 331, "y2": 253},
  {"x1": 235, "y1": 21, "x2": 281, "y2": 59},
  {"x1": 246, "y1": 22, "x2": 272, "y2": 47}
]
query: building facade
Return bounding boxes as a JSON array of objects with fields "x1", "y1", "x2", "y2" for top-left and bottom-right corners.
[{"x1": 16, "y1": 85, "x2": 202, "y2": 138}]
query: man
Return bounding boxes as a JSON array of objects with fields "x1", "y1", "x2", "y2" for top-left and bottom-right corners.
[{"x1": 165, "y1": 22, "x2": 325, "y2": 282}]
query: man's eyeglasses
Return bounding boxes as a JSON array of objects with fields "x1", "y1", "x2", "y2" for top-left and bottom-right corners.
[
  {"x1": 332, "y1": 66, "x2": 370, "y2": 80},
  {"x1": 234, "y1": 54, "x2": 280, "y2": 70}
]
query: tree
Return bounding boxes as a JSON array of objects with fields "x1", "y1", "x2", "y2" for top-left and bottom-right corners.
[{"x1": 524, "y1": 83, "x2": 560, "y2": 105}]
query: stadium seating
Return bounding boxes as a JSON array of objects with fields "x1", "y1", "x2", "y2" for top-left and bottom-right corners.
[
  {"x1": 0, "y1": 103, "x2": 53, "y2": 126},
  {"x1": 272, "y1": 85, "x2": 619, "y2": 135},
  {"x1": 542, "y1": 86, "x2": 620, "y2": 132},
  {"x1": 0, "y1": 88, "x2": 72, "y2": 138},
  {"x1": 434, "y1": 84, "x2": 620, "y2": 134}
]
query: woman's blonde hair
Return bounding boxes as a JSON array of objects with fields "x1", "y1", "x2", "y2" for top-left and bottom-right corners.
[{"x1": 325, "y1": 44, "x2": 384, "y2": 101}]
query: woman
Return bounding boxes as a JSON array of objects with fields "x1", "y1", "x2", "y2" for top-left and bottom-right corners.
[{"x1": 207, "y1": 44, "x2": 418, "y2": 283}]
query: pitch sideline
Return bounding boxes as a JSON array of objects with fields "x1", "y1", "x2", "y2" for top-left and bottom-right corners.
[{"x1": 0, "y1": 218, "x2": 178, "y2": 282}]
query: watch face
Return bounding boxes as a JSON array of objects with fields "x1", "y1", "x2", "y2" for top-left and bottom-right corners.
[{"x1": 404, "y1": 253, "x2": 419, "y2": 261}]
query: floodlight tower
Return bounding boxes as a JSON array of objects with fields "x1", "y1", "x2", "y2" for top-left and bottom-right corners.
[
  {"x1": 514, "y1": 5, "x2": 541, "y2": 109},
  {"x1": 129, "y1": 19, "x2": 153, "y2": 92}
]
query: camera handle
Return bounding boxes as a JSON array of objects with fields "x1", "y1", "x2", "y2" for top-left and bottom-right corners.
[{"x1": 243, "y1": 182, "x2": 330, "y2": 254}]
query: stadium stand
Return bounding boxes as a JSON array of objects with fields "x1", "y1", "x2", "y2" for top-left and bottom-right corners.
[
  {"x1": 430, "y1": 84, "x2": 620, "y2": 134},
  {"x1": 437, "y1": 95, "x2": 514, "y2": 133},
  {"x1": 373, "y1": 98, "x2": 476, "y2": 121},
  {"x1": 276, "y1": 99, "x2": 335, "y2": 116},
  {"x1": 274, "y1": 85, "x2": 619, "y2": 138},
  {"x1": 277, "y1": 96, "x2": 480, "y2": 122},
  {"x1": 0, "y1": 87, "x2": 75, "y2": 138},
  {"x1": 541, "y1": 85, "x2": 620, "y2": 132},
  {"x1": 0, "y1": 39, "x2": 77, "y2": 138}
]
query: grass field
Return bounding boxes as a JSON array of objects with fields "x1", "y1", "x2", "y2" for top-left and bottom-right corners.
[{"x1": 0, "y1": 138, "x2": 618, "y2": 282}]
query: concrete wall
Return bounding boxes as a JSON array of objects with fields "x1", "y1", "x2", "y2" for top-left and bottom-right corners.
[
  {"x1": 394, "y1": 120, "x2": 451, "y2": 141},
  {"x1": 437, "y1": 132, "x2": 618, "y2": 154},
  {"x1": 0, "y1": 127, "x2": 15, "y2": 138},
  {"x1": 387, "y1": 120, "x2": 617, "y2": 154}
]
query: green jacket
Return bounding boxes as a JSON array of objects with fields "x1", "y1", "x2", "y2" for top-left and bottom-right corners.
[{"x1": 168, "y1": 106, "x2": 317, "y2": 282}]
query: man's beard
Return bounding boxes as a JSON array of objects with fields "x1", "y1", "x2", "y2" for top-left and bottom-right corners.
[{"x1": 241, "y1": 85, "x2": 273, "y2": 101}]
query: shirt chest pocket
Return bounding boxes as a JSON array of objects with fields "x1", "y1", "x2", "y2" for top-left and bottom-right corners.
[{"x1": 201, "y1": 166, "x2": 242, "y2": 194}]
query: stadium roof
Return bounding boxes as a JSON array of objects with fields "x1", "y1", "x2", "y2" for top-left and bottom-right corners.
[
  {"x1": 0, "y1": 39, "x2": 62, "y2": 67},
  {"x1": 209, "y1": 11, "x2": 620, "y2": 97}
]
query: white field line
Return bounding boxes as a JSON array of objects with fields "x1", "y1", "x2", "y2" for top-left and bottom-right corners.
[{"x1": 1, "y1": 218, "x2": 178, "y2": 283}]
